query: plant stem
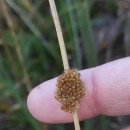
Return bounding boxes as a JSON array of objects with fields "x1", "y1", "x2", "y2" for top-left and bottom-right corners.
[
  {"x1": 48, "y1": 0, "x2": 80, "y2": 130},
  {"x1": 73, "y1": 111, "x2": 80, "y2": 130},
  {"x1": 76, "y1": 0, "x2": 97, "y2": 67},
  {"x1": 83, "y1": 0, "x2": 97, "y2": 67},
  {"x1": 1, "y1": 0, "x2": 32, "y2": 92},
  {"x1": 0, "y1": 23, "x2": 18, "y2": 81},
  {"x1": 48, "y1": 0, "x2": 69, "y2": 71},
  {"x1": 6, "y1": 0, "x2": 59, "y2": 62},
  {"x1": 66, "y1": 0, "x2": 82, "y2": 69}
]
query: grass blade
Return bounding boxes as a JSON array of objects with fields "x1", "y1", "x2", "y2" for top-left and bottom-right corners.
[
  {"x1": 75, "y1": 0, "x2": 97, "y2": 67},
  {"x1": 66, "y1": 0, "x2": 82, "y2": 69}
]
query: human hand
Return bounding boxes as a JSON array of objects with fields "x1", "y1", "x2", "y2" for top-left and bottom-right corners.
[{"x1": 27, "y1": 57, "x2": 130, "y2": 129}]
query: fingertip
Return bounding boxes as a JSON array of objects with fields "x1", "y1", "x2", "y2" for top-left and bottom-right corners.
[
  {"x1": 27, "y1": 78, "x2": 73, "y2": 123},
  {"x1": 27, "y1": 84, "x2": 45, "y2": 122},
  {"x1": 27, "y1": 79, "x2": 55, "y2": 122}
]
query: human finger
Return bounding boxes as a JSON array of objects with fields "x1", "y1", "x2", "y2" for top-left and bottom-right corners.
[
  {"x1": 27, "y1": 57, "x2": 130, "y2": 123},
  {"x1": 121, "y1": 126, "x2": 130, "y2": 130}
]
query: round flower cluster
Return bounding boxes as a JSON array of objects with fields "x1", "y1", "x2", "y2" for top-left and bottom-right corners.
[{"x1": 55, "y1": 69, "x2": 85, "y2": 113}]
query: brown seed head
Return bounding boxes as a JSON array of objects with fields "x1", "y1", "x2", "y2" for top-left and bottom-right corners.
[{"x1": 55, "y1": 69, "x2": 85, "y2": 113}]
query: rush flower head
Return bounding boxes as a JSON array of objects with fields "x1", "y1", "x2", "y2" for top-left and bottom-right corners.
[{"x1": 55, "y1": 69, "x2": 85, "y2": 113}]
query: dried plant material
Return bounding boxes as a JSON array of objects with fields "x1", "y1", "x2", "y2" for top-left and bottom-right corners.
[
  {"x1": 48, "y1": 0, "x2": 82, "y2": 129},
  {"x1": 55, "y1": 69, "x2": 85, "y2": 113}
]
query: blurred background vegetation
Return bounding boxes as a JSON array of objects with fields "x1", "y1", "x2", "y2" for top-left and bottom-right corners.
[{"x1": 0, "y1": 0, "x2": 130, "y2": 130}]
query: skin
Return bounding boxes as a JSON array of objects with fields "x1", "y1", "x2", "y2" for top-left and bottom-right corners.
[
  {"x1": 121, "y1": 127, "x2": 130, "y2": 130},
  {"x1": 27, "y1": 57, "x2": 130, "y2": 128}
]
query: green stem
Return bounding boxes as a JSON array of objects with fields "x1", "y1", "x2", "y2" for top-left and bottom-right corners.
[
  {"x1": 76, "y1": 0, "x2": 97, "y2": 67},
  {"x1": 66, "y1": 0, "x2": 82, "y2": 69}
]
